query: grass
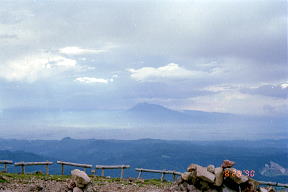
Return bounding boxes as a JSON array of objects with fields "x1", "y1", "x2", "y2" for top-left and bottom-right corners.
[{"x1": 0, "y1": 172, "x2": 171, "y2": 187}]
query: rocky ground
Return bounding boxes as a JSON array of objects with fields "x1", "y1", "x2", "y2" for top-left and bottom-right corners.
[{"x1": 0, "y1": 173, "x2": 176, "y2": 192}]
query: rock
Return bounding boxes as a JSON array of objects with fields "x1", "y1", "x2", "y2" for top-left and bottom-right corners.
[
  {"x1": 199, "y1": 180, "x2": 210, "y2": 191},
  {"x1": 187, "y1": 184, "x2": 201, "y2": 192},
  {"x1": 214, "y1": 167, "x2": 223, "y2": 186},
  {"x1": 73, "y1": 187, "x2": 83, "y2": 192},
  {"x1": 83, "y1": 183, "x2": 97, "y2": 192},
  {"x1": 266, "y1": 187, "x2": 276, "y2": 192},
  {"x1": 207, "y1": 165, "x2": 215, "y2": 173},
  {"x1": 28, "y1": 184, "x2": 43, "y2": 191},
  {"x1": 71, "y1": 169, "x2": 91, "y2": 188},
  {"x1": 181, "y1": 172, "x2": 192, "y2": 181},
  {"x1": 206, "y1": 189, "x2": 218, "y2": 192},
  {"x1": 179, "y1": 182, "x2": 188, "y2": 191},
  {"x1": 175, "y1": 177, "x2": 183, "y2": 185},
  {"x1": 221, "y1": 160, "x2": 235, "y2": 168},
  {"x1": 222, "y1": 186, "x2": 238, "y2": 192},
  {"x1": 187, "y1": 164, "x2": 198, "y2": 172},
  {"x1": 128, "y1": 177, "x2": 136, "y2": 182},
  {"x1": 258, "y1": 187, "x2": 268, "y2": 192},
  {"x1": 240, "y1": 180, "x2": 257, "y2": 192},
  {"x1": 196, "y1": 165, "x2": 216, "y2": 183},
  {"x1": 225, "y1": 168, "x2": 248, "y2": 184},
  {"x1": 67, "y1": 181, "x2": 76, "y2": 190}
]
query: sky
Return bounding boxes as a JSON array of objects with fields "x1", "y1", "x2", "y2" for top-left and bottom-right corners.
[{"x1": 0, "y1": 0, "x2": 287, "y2": 139}]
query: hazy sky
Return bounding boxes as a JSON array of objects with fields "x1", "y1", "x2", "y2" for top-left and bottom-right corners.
[{"x1": 0, "y1": 0, "x2": 287, "y2": 116}]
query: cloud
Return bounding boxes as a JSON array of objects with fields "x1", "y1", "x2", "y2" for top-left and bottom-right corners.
[
  {"x1": 128, "y1": 63, "x2": 206, "y2": 81},
  {"x1": 0, "y1": 53, "x2": 76, "y2": 82},
  {"x1": 187, "y1": 91, "x2": 288, "y2": 115},
  {"x1": 75, "y1": 77, "x2": 109, "y2": 84},
  {"x1": 281, "y1": 83, "x2": 288, "y2": 89},
  {"x1": 58, "y1": 46, "x2": 107, "y2": 55},
  {"x1": 241, "y1": 84, "x2": 288, "y2": 98}
]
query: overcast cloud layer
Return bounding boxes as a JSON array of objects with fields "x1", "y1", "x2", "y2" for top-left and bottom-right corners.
[{"x1": 0, "y1": 0, "x2": 287, "y2": 123}]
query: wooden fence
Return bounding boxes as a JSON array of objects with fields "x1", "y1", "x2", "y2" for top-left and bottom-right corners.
[
  {"x1": 57, "y1": 161, "x2": 92, "y2": 175},
  {"x1": 14, "y1": 161, "x2": 53, "y2": 175},
  {"x1": 0, "y1": 160, "x2": 13, "y2": 173},
  {"x1": 135, "y1": 168, "x2": 182, "y2": 181},
  {"x1": 95, "y1": 165, "x2": 130, "y2": 178},
  {"x1": 1, "y1": 159, "x2": 288, "y2": 188}
]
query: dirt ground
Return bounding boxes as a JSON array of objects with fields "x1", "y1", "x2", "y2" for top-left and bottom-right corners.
[{"x1": 0, "y1": 174, "x2": 178, "y2": 192}]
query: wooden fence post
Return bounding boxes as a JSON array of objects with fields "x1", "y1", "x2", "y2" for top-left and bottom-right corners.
[
  {"x1": 21, "y1": 165, "x2": 25, "y2": 174},
  {"x1": 172, "y1": 172, "x2": 176, "y2": 181},
  {"x1": 4, "y1": 164, "x2": 7, "y2": 173},
  {"x1": 121, "y1": 167, "x2": 124, "y2": 179},
  {"x1": 61, "y1": 164, "x2": 64, "y2": 175},
  {"x1": 0, "y1": 160, "x2": 13, "y2": 173},
  {"x1": 161, "y1": 172, "x2": 165, "y2": 181},
  {"x1": 45, "y1": 164, "x2": 49, "y2": 175},
  {"x1": 137, "y1": 170, "x2": 142, "y2": 179}
]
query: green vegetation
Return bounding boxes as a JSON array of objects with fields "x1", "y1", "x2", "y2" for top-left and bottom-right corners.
[
  {"x1": 0, "y1": 173, "x2": 171, "y2": 187},
  {"x1": 0, "y1": 173, "x2": 69, "y2": 182}
]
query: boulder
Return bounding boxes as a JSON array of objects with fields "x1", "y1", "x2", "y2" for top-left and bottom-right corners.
[
  {"x1": 181, "y1": 172, "x2": 192, "y2": 181},
  {"x1": 187, "y1": 163, "x2": 198, "y2": 172},
  {"x1": 207, "y1": 165, "x2": 215, "y2": 173},
  {"x1": 225, "y1": 168, "x2": 248, "y2": 184},
  {"x1": 67, "y1": 181, "x2": 76, "y2": 190},
  {"x1": 258, "y1": 187, "x2": 268, "y2": 192},
  {"x1": 83, "y1": 183, "x2": 97, "y2": 192},
  {"x1": 71, "y1": 169, "x2": 91, "y2": 188},
  {"x1": 199, "y1": 180, "x2": 210, "y2": 191},
  {"x1": 222, "y1": 186, "x2": 238, "y2": 192},
  {"x1": 187, "y1": 184, "x2": 201, "y2": 192},
  {"x1": 73, "y1": 187, "x2": 83, "y2": 192},
  {"x1": 196, "y1": 165, "x2": 216, "y2": 183},
  {"x1": 221, "y1": 160, "x2": 235, "y2": 168},
  {"x1": 214, "y1": 167, "x2": 223, "y2": 186}
]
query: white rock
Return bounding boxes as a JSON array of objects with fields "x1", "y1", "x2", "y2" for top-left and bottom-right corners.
[
  {"x1": 214, "y1": 167, "x2": 223, "y2": 186},
  {"x1": 71, "y1": 169, "x2": 91, "y2": 188},
  {"x1": 73, "y1": 187, "x2": 83, "y2": 192},
  {"x1": 181, "y1": 172, "x2": 192, "y2": 181},
  {"x1": 207, "y1": 165, "x2": 215, "y2": 173},
  {"x1": 258, "y1": 187, "x2": 269, "y2": 192},
  {"x1": 196, "y1": 165, "x2": 216, "y2": 183}
]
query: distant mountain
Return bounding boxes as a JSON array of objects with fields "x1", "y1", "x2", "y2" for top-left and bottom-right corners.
[
  {"x1": 1, "y1": 103, "x2": 287, "y2": 140},
  {"x1": 126, "y1": 103, "x2": 192, "y2": 123},
  {"x1": 0, "y1": 150, "x2": 50, "y2": 162},
  {"x1": 0, "y1": 138, "x2": 287, "y2": 182}
]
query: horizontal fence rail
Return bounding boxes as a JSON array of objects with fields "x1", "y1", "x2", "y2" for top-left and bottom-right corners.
[
  {"x1": 135, "y1": 168, "x2": 182, "y2": 181},
  {"x1": 57, "y1": 161, "x2": 92, "y2": 175},
  {"x1": 0, "y1": 160, "x2": 13, "y2": 173},
  {"x1": 14, "y1": 161, "x2": 53, "y2": 175},
  {"x1": 95, "y1": 165, "x2": 130, "y2": 178},
  {"x1": 258, "y1": 181, "x2": 288, "y2": 188}
]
